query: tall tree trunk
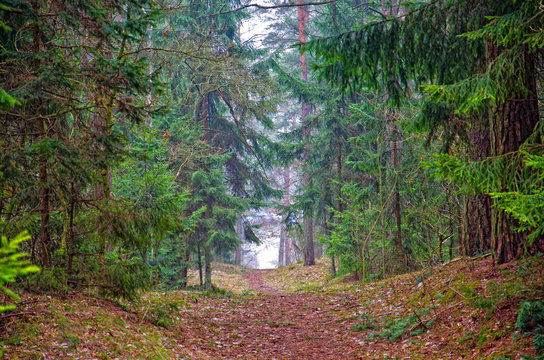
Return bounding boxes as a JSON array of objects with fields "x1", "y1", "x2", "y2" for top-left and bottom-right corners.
[
  {"x1": 487, "y1": 43, "x2": 542, "y2": 264},
  {"x1": 67, "y1": 183, "x2": 75, "y2": 276},
  {"x1": 298, "y1": 0, "x2": 315, "y2": 266},
  {"x1": 204, "y1": 243, "x2": 212, "y2": 288},
  {"x1": 278, "y1": 227, "x2": 286, "y2": 267},
  {"x1": 197, "y1": 241, "x2": 203, "y2": 286},
  {"x1": 37, "y1": 116, "x2": 51, "y2": 268},
  {"x1": 279, "y1": 164, "x2": 292, "y2": 266},
  {"x1": 464, "y1": 121, "x2": 492, "y2": 257},
  {"x1": 278, "y1": 166, "x2": 289, "y2": 267},
  {"x1": 392, "y1": 123, "x2": 405, "y2": 267},
  {"x1": 180, "y1": 243, "x2": 190, "y2": 289},
  {"x1": 235, "y1": 216, "x2": 244, "y2": 266},
  {"x1": 446, "y1": 184, "x2": 456, "y2": 261},
  {"x1": 33, "y1": 2, "x2": 51, "y2": 268}
]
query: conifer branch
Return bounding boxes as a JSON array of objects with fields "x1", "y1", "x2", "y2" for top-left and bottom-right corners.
[
  {"x1": 217, "y1": 89, "x2": 267, "y2": 173},
  {"x1": 209, "y1": 0, "x2": 339, "y2": 16},
  {"x1": 122, "y1": 47, "x2": 230, "y2": 62}
]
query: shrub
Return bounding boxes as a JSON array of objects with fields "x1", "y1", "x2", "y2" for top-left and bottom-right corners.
[
  {"x1": 516, "y1": 301, "x2": 544, "y2": 357},
  {"x1": 516, "y1": 301, "x2": 544, "y2": 333}
]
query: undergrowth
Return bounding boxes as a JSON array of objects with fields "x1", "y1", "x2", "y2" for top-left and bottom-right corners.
[
  {"x1": 358, "y1": 308, "x2": 434, "y2": 342},
  {"x1": 516, "y1": 300, "x2": 544, "y2": 359}
]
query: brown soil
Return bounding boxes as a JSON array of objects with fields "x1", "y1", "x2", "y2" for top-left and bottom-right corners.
[
  {"x1": 245, "y1": 269, "x2": 285, "y2": 295},
  {"x1": 177, "y1": 269, "x2": 363, "y2": 359}
]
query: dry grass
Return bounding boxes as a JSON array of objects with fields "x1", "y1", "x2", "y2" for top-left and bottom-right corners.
[
  {"x1": 186, "y1": 262, "x2": 253, "y2": 293},
  {"x1": 262, "y1": 257, "x2": 356, "y2": 293}
]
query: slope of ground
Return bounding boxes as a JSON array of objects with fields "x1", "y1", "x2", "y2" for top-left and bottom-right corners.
[{"x1": 1, "y1": 256, "x2": 542, "y2": 359}]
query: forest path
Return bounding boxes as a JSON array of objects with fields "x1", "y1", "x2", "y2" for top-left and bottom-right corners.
[
  {"x1": 4, "y1": 258, "x2": 538, "y2": 359},
  {"x1": 244, "y1": 269, "x2": 285, "y2": 295},
  {"x1": 177, "y1": 269, "x2": 364, "y2": 359}
]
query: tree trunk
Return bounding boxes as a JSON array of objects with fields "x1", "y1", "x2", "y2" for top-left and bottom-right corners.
[
  {"x1": 38, "y1": 118, "x2": 51, "y2": 268},
  {"x1": 67, "y1": 183, "x2": 75, "y2": 276},
  {"x1": 464, "y1": 121, "x2": 492, "y2": 257},
  {"x1": 446, "y1": 184, "x2": 456, "y2": 261},
  {"x1": 235, "y1": 216, "x2": 244, "y2": 266},
  {"x1": 197, "y1": 242, "x2": 203, "y2": 286},
  {"x1": 32, "y1": 0, "x2": 51, "y2": 268},
  {"x1": 204, "y1": 243, "x2": 212, "y2": 288},
  {"x1": 180, "y1": 242, "x2": 190, "y2": 289},
  {"x1": 278, "y1": 226, "x2": 286, "y2": 267},
  {"x1": 298, "y1": 0, "x2": 315, "y2": 266},
  {"x1": 487, "y1": 43, "x2": 542, "y2": 264},
  {"x1": 279, "y1": 164, "x2": 291, "y2": 267},
  {"x1": 392, "y1": 123, "x2": 405, "y2": 267}
]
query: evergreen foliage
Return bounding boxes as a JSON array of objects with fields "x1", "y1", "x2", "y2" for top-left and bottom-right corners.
[
  {"x1": 516, "y1": 300, "x2": 544, "y2": 357},
  {"x1": 0, "y1": 231, "x2": 40, "y2": 312},
  {"x1": 306, "y1": 0, "x2": 544, "y2": 264}
]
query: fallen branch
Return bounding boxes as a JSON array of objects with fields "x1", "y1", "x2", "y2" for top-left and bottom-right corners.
[
  {"x1": 470, "y1": 253, "x2": 492, "y2": 260},
  {"x1": 442, "y1": 257, "x2": 463, "y2": 265},
  {"x1": 410, "y1": 310, "x2": 430, "y2": 332},
  {"x1": 448, "y1": 285, "x2": 468, "y2": 299}
]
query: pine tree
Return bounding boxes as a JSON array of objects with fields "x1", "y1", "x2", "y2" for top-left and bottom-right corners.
[{"x1": 0, "y1": 0, "x2": 167, "y2": 298}]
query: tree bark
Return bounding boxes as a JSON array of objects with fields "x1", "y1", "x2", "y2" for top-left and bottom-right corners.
[
  {"x1": 235, "y1": 216, "x2": 244, "y2": 266},
  {"x1": 37, "y1": 117, "x2": 51, "y2": 268},
  {"x1": 32, "y1": 0, "x2": 51, "y2": 268},
  {"x1": 204, "y1": 243, "x2": 212, "y2": 288},
  {"x1": 278, "y1": 166, "x2": 290, "y2": 267},
  {"x1": 67, "y1": 183, "x2": 75, "y2": 276},
  {"x1": 180, "y1": 238, "x2": 190, "y2": 289},
  {"x1": 487, "y1": 43, "x2": 542, "y2": 264},
  {"x1": 197, "y1": 241, "x2": 203, "y2": 286},
  {"x1": 464, "y1": 120, "x2": 492, "y2": 257},
  {"x1": 392, "y1": 123, "x2": 405, "y2": 267},
  {"x1": 298, "y1": 0, "x2": 315, "y2": 266}
]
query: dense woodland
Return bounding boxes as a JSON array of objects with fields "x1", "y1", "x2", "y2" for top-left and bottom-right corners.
[{"x1": 1, "y1": 0, "x2": 543, "y2": 304}]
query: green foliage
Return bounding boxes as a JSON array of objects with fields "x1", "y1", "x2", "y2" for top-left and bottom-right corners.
[
  {"x1": 379, "y1": 308, "x2": 433, "y2": 342},
  {"x1": 0, "y1": 231, "x2": 40, "y2": 312},
  {"x1": 28, "y1": 267, "x2": 69, "y2": 296},
  {"x1": 307, "y1": 0, "x2": 543, "y2": 266},
  {"x1": 323, "y1": 98, "x2": 455, "y2": 278},
  {"x1": 516, "y1": 301, "x2": 544, "y2": 356},
  {"x1": 145, "y1": 298, "x2": 186, "y2": 329},
  {"x1": 0, "y1": 88, "x2": 19, "y2": 110},
  {"x1": 427, "y1": 149, "x2": 544, "y2": 241},
  {"x1": 516, "y1": 301, "x2": 544, "y2": 333},
  {"x1": 535, "y1": 334, "x2": 544, "y2": 352},
  {"x1": 100, "y1": 252, "x2": 149, "y2": 301},
  {"x1": 351, "y1": 313, "x2": 379, "y2": 331}
]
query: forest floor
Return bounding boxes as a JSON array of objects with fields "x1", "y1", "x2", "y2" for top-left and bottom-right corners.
[{"x1": 1, "y1": 256, "x2": 543, "y2": 359}]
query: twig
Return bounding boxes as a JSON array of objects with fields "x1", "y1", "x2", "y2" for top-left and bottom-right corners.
[
  {"x1": 15, "y1": 299, "x2": 49, "y2": 307},
  {"x1": 443, "y1": 257, "x2": 463, "y2": 265},
  {"x1": 410, "y1": 310, "x2": 429, "y2": 332},
  {"x1": 0, "y1": 312, "x2": 27, "y2": 320},
  {"x1": 448, "y1": 285, "x2": 468, "y2": 299},
  {"x1": 368, "y1": 7, "x2": 387, "y2": 19}
]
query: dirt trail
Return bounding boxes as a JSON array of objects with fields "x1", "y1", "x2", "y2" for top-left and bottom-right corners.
[
  {"x1": 177, "y1": 269, "x2": 364, "y2": 359},
  {"x1": 245, "y1": 269, "x2": 285, "y2": 295},
  {"x1": 3, "y1": 258, "x2": 540, "y2": 359}
]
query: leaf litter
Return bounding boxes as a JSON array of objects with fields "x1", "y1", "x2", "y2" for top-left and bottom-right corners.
[{"x1": 1, "y1": 256, "x2": 542, "y2": 359}]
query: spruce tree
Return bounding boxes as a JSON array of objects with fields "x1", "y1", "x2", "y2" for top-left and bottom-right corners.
[{"x1": 307, "y1": 0, "x2": 544, "y2": 264}]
